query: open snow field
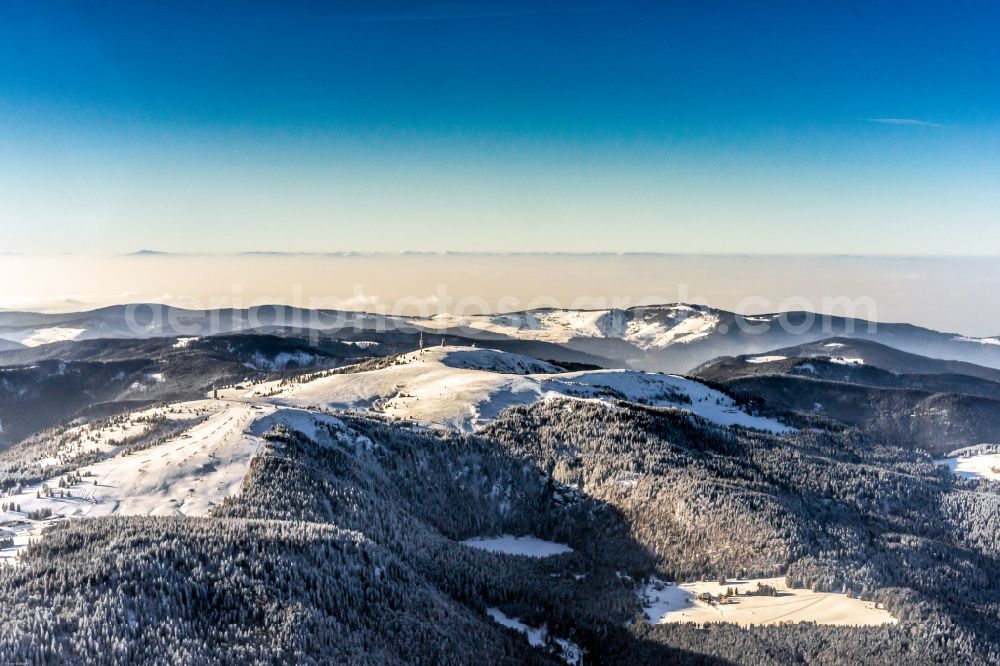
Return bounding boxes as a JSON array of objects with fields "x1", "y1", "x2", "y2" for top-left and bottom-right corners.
[
  {"x1": 2, "y1": 400, "x2": 267, "y2": 563},
  {"x1": 0, "y1": 326, "x2": 85, "y2": 347},
  {"x1": 461, "y1": 535, "x2": 574, "y2": 557},
  {"x1": 1, "y1": 398, "x2": 364, "y2": 564},
  {"x1": 624, "y1": 306, "x2": 720, "y2": 348},
  {"x1": 747, "y1": 355, "x2": 787, "y2": 364},
  {"x1": 829, "y1": 357, "x2": 865, "y2": 366},
  {"x1": 272, "y1": 346, "x2": 793, "y2": 433},
  {"x1": 33, "y1": 404, "x2": 214, "y2": 469},
  {"x1": 640, "y1": 577, "x2": 897, "y2": 627},
  {"x1": 416, "y1": 306, "x2": 720, "y2": 350},
  {"x1": 937, "y1": 453, "x2": 1000, "y2": 481},
  {"x1": 418, "y1": 309, "x2": 628, "y2": 344},
  {"x1": 955, "y1": 336, "x2": 1000, "y2": 347}
]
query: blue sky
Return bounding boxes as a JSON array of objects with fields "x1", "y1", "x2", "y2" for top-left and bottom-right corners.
[{"x1": 1, "y1": 0, "x2": 998, "y2": 254}]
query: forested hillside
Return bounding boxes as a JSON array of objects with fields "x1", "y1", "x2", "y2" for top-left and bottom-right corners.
[{"x1": 3, "y1": 396, "x2": 999, "y2": 664}]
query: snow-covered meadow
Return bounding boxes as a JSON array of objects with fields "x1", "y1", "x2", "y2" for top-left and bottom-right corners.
[
  {"x1": 937, "y1": 451, "x2": 1000, "y2": 481},
  {"x1": 0, "y1": 400, "x2": 357, "y2": 564},
  {"x1": 460, "y1": 534, "x2": 574, "y2": 558},
  {"x1": 639, "y1": 577, "x2": 897, "y2": 627}
]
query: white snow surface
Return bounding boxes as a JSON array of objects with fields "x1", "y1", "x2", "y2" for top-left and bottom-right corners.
[
  {"x1": 747, "y1": 355, "x2": 787, "y2": 364},
  {"x1": 461, "y1": 534, "x2": 574, "y2": 557},
  {"x1": 955, "y1": 335, "x2": 1000, "y2": 346},
  {"x1": 422, "y1": 309, "x2": 627, "y2": 344},
  {"x1": 829, "y1": 357, "x2": 865, "y2": 366},
  {"x1": 418, "y1": 307, "x2": 719, "y2": 350},
  {"x1": 0, "y1": 401, "x2": 357, "y2": 564},
  {"x1": 0, "y1": 326, "x2": 86, "y2": 347},
  {"x1": 487, "y1": 608, "x2": 547, "y2": 646},
  {"x1": 485, "y1": 608, "x2": 583, "y2": 665},
  {"x1": 272, "y1": 346, "x2": 794, "y2": 433},
  {"x1": 245, "y1": 351, "x2": 316, "y2": 371},
  {"x1": 640, "y1": 577, "x2": 897, "y2": 627},
  {"x1": 937, "y1": 453, "x2": 1000, "y2": 481},
  {"x1": 625, "y1": 310, "x2": 720, "y2": 348},
  {"x1": 436, "y1": 348, "x2": 562, "y2": 374}
]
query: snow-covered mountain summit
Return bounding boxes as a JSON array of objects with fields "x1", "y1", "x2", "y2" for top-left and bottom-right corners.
[
  {"x1": 253, "y1": 346, "x2": 792, "y2": 434},
  {"x1": 0, "y1": 344, "x2": 789, "y2": 565},
  {"x1": 419, "y1": 305, "x2": 717, "y2": 349}
]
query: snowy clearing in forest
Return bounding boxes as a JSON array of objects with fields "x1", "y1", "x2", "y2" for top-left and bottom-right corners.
[
  {"x1": 937, "y1": 453, "x2": 1000, "y2": 481},
  {"x1": 955, "y1": 336, "x2": 1000, "y2": 346},
  {"x1": 461, "y1": 535, "x2": 573, "y2": 557},
  {"x1": 640, "y1": 577, "x2": 897, "y2": 627},
  {"x1": 746, "y1": 355, "x2": 787, "y2": 364},
  {"x1": 829, "y1": 357, "x2": 865, "y2": 366}
]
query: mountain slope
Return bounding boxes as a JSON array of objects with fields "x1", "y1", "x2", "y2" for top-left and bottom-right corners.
[
  {"x1": 413, "y1": 306, "x2": 1000, "y2": 373},
  {"x1": 3, "y1": 345, "x2": 1000, "y2": 663},
  {"x1": 260, "y1": 346, "x2": 793, "y2": 433},
  {"x1": 692, "y1": 340, "x2": 1000, "y2": 455},
  {"x1": 718, "y1": 374, "x2": 1000, "y2": 455},
  {"x1": 726, "y1": 337, "x2": 1000, "y2": 383},
  {"x1": 0, "y1": 335, "x2": 350, "y2": 449}
]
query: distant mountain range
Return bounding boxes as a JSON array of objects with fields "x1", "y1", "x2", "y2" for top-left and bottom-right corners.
[{"x1": 2, "y1": 303, "x2": 999, "y2": 374}]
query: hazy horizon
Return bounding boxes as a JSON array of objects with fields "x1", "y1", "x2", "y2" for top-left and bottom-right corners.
[
  {"x1": 2, "y1": 253, "x2": 998, "y2": 337},
  {"x1": 2, "y1": 2, "x2": 998, "y2": 334}
]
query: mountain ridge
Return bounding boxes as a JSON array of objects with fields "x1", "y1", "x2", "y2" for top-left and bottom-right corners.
[{"x1": 3, "y1": 303, "x2": 999, "y2": 374}]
